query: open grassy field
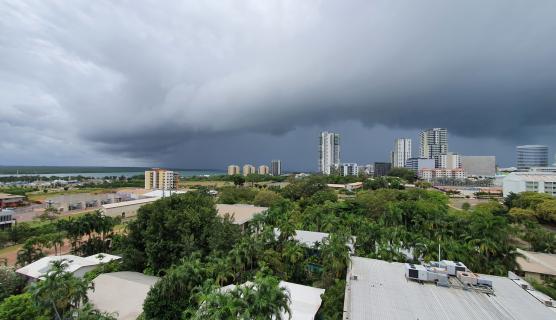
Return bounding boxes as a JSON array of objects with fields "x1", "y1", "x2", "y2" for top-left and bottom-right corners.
[
  {"x1": 26, "y1": 187, "x2": 119, "y2": 202},
  {"x1": 179, "y1": 180, "x2": 233, "y2": 188}
]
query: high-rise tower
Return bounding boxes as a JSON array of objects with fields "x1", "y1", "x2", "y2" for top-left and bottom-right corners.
[{"x1": 319, "y1": 131, "x2": 340, "y2": 175}]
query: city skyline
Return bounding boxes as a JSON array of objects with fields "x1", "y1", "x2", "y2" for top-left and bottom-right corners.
[{"x1": 1, "y1": 1, "x2": 556, "y2": 170}]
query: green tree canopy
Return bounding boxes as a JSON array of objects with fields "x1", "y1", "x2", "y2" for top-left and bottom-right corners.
[{"x1": 125, "y1": 192, "x2": 238, "y2": 273}]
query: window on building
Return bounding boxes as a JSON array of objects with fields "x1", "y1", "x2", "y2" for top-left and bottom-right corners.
[{"x1": 525, "y1": 181, "x2": 539, "y2": 192}]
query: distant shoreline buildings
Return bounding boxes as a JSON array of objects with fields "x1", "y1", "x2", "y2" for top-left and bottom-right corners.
[{"x1": 227, "y1": 160, "x2": 283, "y2": 176}]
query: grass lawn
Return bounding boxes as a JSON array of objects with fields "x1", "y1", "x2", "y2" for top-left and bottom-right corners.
[
  {"x1": 180, "y1": 180, "x2": 233, "y2": 188},
  {"x1": 0, "y1": 244, "x2": 22, "y2": 256},
  {"x1": 26, "y1": 187, "x2": 119, "y2": 202}
]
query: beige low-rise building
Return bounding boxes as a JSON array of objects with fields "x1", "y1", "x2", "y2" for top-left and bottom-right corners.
[
  {"x1": 516, "y1": 248, "x2": 556, "y2": 282},
  {"x1": 242, "y1": 164, "x2": 256, "y2": 176},
  {"x1": 227, "y1": 165, "x2": 240, "y2": 175},
  {"x1": 101, "y1": 198, "x2": 159, "y2": 218},
  {"x1": 258, "y1": 165, "x2": 269, "y2": 175}
]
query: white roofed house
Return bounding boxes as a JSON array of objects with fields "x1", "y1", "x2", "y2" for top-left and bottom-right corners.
[{"x1": 16, "y1": 253, "x2": 121, "y2": 281}]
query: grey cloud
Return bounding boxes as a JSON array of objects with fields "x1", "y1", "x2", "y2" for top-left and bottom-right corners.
[{"x1": 1, "y1": 0, "x2": 556, "y2": 169}]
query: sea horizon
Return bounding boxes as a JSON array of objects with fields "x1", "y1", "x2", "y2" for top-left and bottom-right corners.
[{"x1": 0, "y1": 165, "x2": 224, "y2": 178}]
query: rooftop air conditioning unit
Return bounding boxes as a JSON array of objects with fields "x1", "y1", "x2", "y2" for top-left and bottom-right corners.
[
  {"x1": 521, "y1": 284, "x2": 529, "y2": 290},
  {"x1": 405, "y1": 263, "x2": 428, "y2": 281},
  {"x1": 352, "y1": 275, "x2": 358, "y2": 281},
  {"x1": 543, "y1": 300, "x2": 553, "y2": 307}
]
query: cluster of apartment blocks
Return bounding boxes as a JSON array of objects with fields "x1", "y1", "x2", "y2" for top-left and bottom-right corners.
[
  {"x1": 227, "y1": 160, "x2": 282, "y2": 176},
  {"x1": 319, "y1": 129, "x2": 496, "y2": 181}
]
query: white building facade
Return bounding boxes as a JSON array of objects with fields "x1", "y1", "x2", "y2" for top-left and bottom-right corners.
[
  {"x1": 418, "y1": 168, "x2": 465, "y2": 182},
  {"x1": 502, "y1": 172, "x2": 556, "y2": 197},
  {"x1": 438, "y1": 152, "x2": 461, "y2": 169},
  {"x1": 391, "y1": 138, "x2": 412, "y2": 168},
  {"x1": 319, "y1": 131, "x2": 340, "y2": 175}
]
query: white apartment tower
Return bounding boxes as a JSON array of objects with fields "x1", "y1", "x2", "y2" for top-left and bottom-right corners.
[
  {"x1": 319, "y1": 131, "x2": 340, "y2": 175},
  {"x1": 420, "y1": 128, "x2": 448, "y2": 167},
  {"x1": 391, "y1": 138, "x2": 412, "y2": 168}
]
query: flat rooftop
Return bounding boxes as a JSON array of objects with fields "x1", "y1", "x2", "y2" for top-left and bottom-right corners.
[
  {"x1": 16, "y1": 253, "x2": 121, "y2": 279},
  {"x1": 89, "y1": 271, "x2": 159, "y2": 320},
  {"x1": 216, "y1": 204, "x2": 267, "y2": 225},
  {"x1": 344, "y1": 257, "x2": 556, "y2": 320},
  {"x1": 516, "y1": 248, "x2": 556, "y2": 276},
  {"x1": 101, "y1": 197, "x2": 159, "y2": 209}
]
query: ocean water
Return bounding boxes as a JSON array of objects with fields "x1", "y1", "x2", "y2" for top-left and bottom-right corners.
[{"x1": 0, "y1": 166, "x2": 223, "y2": 178}]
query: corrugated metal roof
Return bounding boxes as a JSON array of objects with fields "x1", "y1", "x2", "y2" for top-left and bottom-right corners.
[{"x1": 344, "y1": 257, "x2": 556, "y2": 320}]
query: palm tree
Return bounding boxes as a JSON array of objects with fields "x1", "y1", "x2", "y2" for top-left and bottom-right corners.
[
  {"x1": 208, "y1": 256, "x2": 235, "y2": 286},
  {"x1": 321, "y1": 233, "x2": 350, "y2": 287},
  {"x1": 28, "y1": 260, "x2": 92, "y2": 319},
  {"x1": 193, "y1": 273, "x2": 291, "y2": 320}
]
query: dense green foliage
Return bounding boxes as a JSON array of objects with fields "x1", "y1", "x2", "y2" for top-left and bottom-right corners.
[
  {"x1": 189, "y1": 272, "x2": 290, "y2": 319},
  {"x1": 124, "y1": 193, "x2": 241, "y2": 273},
  {"x1": 57, "y1": 211, "x2": 119, "y2": 256},
  {"x1": 387, "y1": 167, "x2": 417, "y2": 183},
  {"x1": 218, "y1": 187, "x2": 258, "y2": 204},
  {"x1": 3, "y1": 174, "x2": 554, "y2": 319},
  {"x1": 253, "y1": 190, "x2": 284, "y2": 207},
  {"x1": 0, "y1": 292, "x2": 49, "y2": 320},
  {"x1": 506, "y1": 192, "x2": 556, "y2": 224},
  {"x1": 0, "y1": 267, "x2": 25, "y2": 302}
]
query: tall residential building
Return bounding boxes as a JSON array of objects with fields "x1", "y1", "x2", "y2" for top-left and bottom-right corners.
[
  {"x1": 144, "y1": 168, "x2": 179, "y2": 190},
  {"x1": 242, "y1": 164, "x2": 256, "y2": 176},
  {"x1": 271, "y1": 160, "x2": 282, "y2": 176},
  {"x1": 258, "y1": 165, "x2": 270, "y2": 175},
  {"x1": 461, "y1": 156, "x2": 496, "y2": 177},
  {"x1": 227, "y1": 165, "x2": 240, "y2": 175},
  {"x1": 419, "y1": 128, "x2": 448, "y2": 167},
  {"x1": 438, "y1": 152, "x2": 461, "y2": 169},
  {"x1": 391, "y1": 138, "x2": 412, "y2": 168},
  {"x1": 517, "y1": 145, "x2": 549, "y2": 170},
  {"x1": 319, "y1": 131, "x2": 340, "y2": 175},
  {"x1": 339, "y1": 163, "x2": 359, "y2": 177}
]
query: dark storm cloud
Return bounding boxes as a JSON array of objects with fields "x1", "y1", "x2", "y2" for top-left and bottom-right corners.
[{"x1": 1, "y1": 0, "x2": 556, "y2": 168}]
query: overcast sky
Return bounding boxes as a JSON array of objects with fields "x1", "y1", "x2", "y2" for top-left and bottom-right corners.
[{"x1": 1, "y1": 0, "x2": 556, "y2": 171}]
